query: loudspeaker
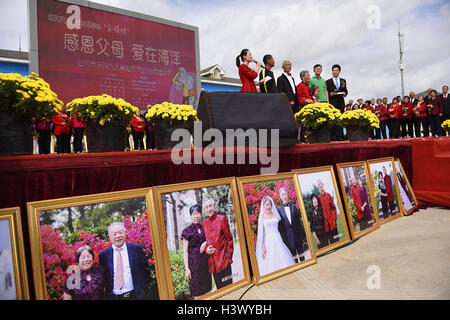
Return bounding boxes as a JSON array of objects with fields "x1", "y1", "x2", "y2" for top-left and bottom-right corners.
[{"x1": 196, "y1": 91, "x2": 298, "y2": 147}]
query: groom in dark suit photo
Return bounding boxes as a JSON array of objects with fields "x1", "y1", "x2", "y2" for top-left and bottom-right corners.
[
  {"x1": 277, "y1": 188, "x2": 306, "y2": 263},
  {"x1": 99, "y1": 222, "x2": 151, "y2": 300},
  {"x1": 326, "y1": 64, "x2": 348, "y2": 141}
]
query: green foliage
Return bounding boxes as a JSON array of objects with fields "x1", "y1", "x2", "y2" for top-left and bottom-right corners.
[
  {"x1": 169, "y1": 249, "x2": 191, "y2": 300},
  {"x1": 40, "y1": 197, "x2": 147, "y2": 240}
]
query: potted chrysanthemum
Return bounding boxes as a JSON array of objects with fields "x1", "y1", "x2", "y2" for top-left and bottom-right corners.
[
  {"x1": 0, "y1": 72, "x2": 63, "y2": 156},
  {"x1": 294, "y1": 102, "x2": 342, "y2": 143},
  {"x1": 441, "y1": 119, "x2": 450, "y2": 135},
  {"x1": 66, "y1": 94, "x2": 139, "y2": 153},
  {"x1": 339, "y1": 109, "x2": 380, "y2": 142},
  {"x1": 145, "y1": 102, "x2": 198, "y2": 150}
]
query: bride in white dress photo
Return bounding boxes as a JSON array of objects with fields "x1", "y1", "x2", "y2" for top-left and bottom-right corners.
[{"x1": 255, "y1": 196, "x2": 295, "y2": 276}]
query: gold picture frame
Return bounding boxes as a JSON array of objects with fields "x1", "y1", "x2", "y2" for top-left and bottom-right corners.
[
  {"x1": 293, "y1": 165, "x2": 351, "y2": 256},
  {"x1": 367, "y1": 157, "x2": 404, "y2": 224},
  {"x1": 0, "y1": 207, "x2": 30, "y2": 300},
  {"x1": 236, "y1": 172, "x2": 317, "y2": 286},
  {"x1": 152, "y1": 177, "x2": 251, "y2": 300},
  {"x1": 336, "y1": 161, "x2": 380, "y2": 239},
  {"x1": 394, "y1": 158, "x2": 418, "y2": 216},
  {"x1": 27, "y1": 188, "x2": 168, "y2": 300}
]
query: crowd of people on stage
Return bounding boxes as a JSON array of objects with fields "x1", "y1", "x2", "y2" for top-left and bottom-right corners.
[
  {"x1": 33, "y1": 108, "x2": 156, "y2": 154},
  {"x1": 236, "y1": 48, "x2": 450, "y2": 141}
]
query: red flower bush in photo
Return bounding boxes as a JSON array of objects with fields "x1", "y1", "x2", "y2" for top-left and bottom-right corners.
[{"x1": 243, "y1": 179, "x2": 298, "y2": 233}]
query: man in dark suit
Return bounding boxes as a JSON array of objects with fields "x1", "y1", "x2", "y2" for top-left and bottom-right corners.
[
  {"x1": 259, "y1": 54, "x2": 277, "y2": 94},
  {"x1": 326, "y1": 64, "x2": 348, "y2": 141},
  {"x1": 277, "y1": 60, "x2": 300, "y2": 114},
  {"x1": 440, "y1": 85, "x2": 450, "y2": 136},
  {"x1": 277, "y1": 188, "x2": 306, "y2": 263},
  {"x1": 99, "y1": 222, "x2": 151, "y2": 300}
]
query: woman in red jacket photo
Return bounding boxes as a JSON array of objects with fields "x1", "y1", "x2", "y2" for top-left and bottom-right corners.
[{"x1": 236, "y1": 49, "x2": 263, "y2": 93}]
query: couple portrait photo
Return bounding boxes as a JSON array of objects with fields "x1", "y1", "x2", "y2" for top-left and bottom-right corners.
[
  {"x1": 239, "y1": 175, "x2": 316, "y2": 283},
  {"x1": 156, "y1": 181, "x2": 248, "y2": 300},
  {"x1": 368, "y1": 158, "x2": 402, "y2": 223},
  {"x1": 28, "y1": 192, "x2": 161, "y2": 300},
  {"x1": 394, "y1": 160, "x2": 417, "y2": 214},
  {"x1": 337, "y1": 162, "x2": 380, "y2": 239},
  {"x1": 295, "y1": 167, "x2": 350, "y2": 255}
]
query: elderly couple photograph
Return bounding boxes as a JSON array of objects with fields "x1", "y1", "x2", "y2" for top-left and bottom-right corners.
[
  {"x1": 255, "y1": 188, "x2": 308, "y2": 276},
  {"x1": 180, "y1": 198, "x2": 235, "y2": 299},
  {"x1": 63, "y1": 222, "x2": 152, "y2": 300}
]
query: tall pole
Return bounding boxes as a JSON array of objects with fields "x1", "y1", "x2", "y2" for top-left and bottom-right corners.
[{"x1": 398, "y1": 21, "x2": 405, "y2": 98}]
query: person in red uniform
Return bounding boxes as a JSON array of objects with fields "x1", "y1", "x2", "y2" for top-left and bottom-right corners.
[
  {"x1": 383, "y1": 166, "x2": 396, "y2": 216},
  {"x1": 416, "y1": 95, "x2": 429, "y2": 137},
  {"x1": 236, "y1": 49, "x2": 262, "y2": 93},
  {"x1": 201, "y1": 198, "x2": 234, "y2": 289},
  {"x1": 297, "y1": 70, "x2": 314, "y2": 108},
  {"x1": 387, "y1": 98, "x2": 401, "y2": 138},
  {"x1": 70, "y1": 111, "x2": 85, "y2": 153},
  {"x1": 34, "y1": 116, "x2": 52, "y2": 154},
  {"x1": 53, "y1": 108, "x2": 71, "y2": 154},
  {"x1": 317, "y1": 179, "x2": 339, "y2": 245},
  {"x1": 427, "y1": 89, "x2": 444, "y2": 137},
  {"x1": 363, "y1": 100, "x2": 375, "y2": 138},
  {"x1": 400, "y1": 96, "x2": 414, "y2": 138},
  {"x1": 374, "y1": 98, "x2": 388, "y2": 139},
  {"x1": 131, "y1": 111, "x2": 146, "y2": 151}
]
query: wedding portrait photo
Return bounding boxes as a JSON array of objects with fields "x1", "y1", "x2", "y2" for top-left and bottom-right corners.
[
  {"x1": 394, "y1": 159, "x2": 418, "y2": 215},
  {"x1": 153, "y1": 178, "x2": 250, "y2": 300},
  {"x1": 27, "y1": 189, "x2": 162, "y2": 300},
  {"x1": 0, "y1": 208, "x2": 29, "y2": 300},
  {"x1": 336, "y1": 162, "x2": 380, "y2": 239},
  {"x1": 237, "y1": 173, "x2": 316, "y2": 285},
  {"x1": 294, "y1": 166, "x2": 350, "y2": 255},
  {"x1": 367, "y1": 158, "x2": 402, "y2": 223}
]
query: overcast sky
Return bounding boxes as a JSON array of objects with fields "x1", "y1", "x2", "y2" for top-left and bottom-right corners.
[{"x1": 1, "y1": 0, "x2": 449, "y2": 101}]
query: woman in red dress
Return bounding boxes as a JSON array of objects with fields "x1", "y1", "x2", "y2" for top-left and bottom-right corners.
[{"x1": 236, "y1": 49, "x2": 262, "y2": 92}]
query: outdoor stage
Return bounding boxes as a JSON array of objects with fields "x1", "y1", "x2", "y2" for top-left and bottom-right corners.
[{"x1": 1, "y1": 137, "x2": 449, "y2": 214}]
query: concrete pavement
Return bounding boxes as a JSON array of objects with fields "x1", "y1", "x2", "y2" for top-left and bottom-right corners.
[{"x1": 220, "y1": 207, "x2": 450, "y2": 300}]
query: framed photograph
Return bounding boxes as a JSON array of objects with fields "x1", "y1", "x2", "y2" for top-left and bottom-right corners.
[
  {"x1": 236, "y1": 173, "x2": 317, "y2": 285},
  {"x1": 394, "y1": 159, "x2": 418, "y2": 215},
  {"x1": 336, "y1": 161, "x2": 380, "y2": 239},
  {"x1": 367, "y1": 157, "x2": 403, "y2": 224},
  {"x1": 152, "y1": 177, "x2": 251, "y2": 300},
  {"x1": 0, "y1": 207, "x2": 30, "y2": 300},
  {"x1": 27, "y1": 188, "x2": 166, "y2": 300},
  {"x1": 293, "y1": 166, "x2": 351, "y2": 256}
]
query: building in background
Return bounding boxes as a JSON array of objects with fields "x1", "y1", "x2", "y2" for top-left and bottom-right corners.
[
  {"x1": 200, "y1": 64, "x2": 241, "y2": 92},
  {"x1": 0, "y1": 49, "x2": 29, "y2": 76}
]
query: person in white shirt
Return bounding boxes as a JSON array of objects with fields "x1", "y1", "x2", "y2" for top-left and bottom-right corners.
[
  {"x1": 277, "y1": 188, "x2": 307, "y2": 263},
  {"x1": 276, "y1": 60, "x2": 300, "y2": 113},
  {"x1": 99, "y1": 222, "x2": 151, "y2": 300}
]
